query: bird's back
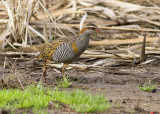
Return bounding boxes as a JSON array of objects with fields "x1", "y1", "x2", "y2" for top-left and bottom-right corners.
[{"x1": 38, "y1": 35, "x2": 89, "y2": 63}]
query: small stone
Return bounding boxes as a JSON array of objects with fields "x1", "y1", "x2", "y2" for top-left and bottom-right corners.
[
  {"x1": 109, "y1": 99, "x2": 112, "y2": 103},
  {"x1": 122, "y1": 101, "x2": 126, "y2": 104},
  {"x1": 151, "y1": 89, "x2": 157, "y2": 93}
]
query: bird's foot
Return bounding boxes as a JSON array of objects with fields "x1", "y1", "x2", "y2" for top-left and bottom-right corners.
[
  {"x1": 40, "y1": 76, "x2": 47, "y2": 83},
  {"x1": 41, "y1": 71, "x2": 47, "y2": 83}
]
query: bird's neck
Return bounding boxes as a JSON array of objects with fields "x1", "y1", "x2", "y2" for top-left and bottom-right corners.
[
  {"x1": 80, "y1": 32, "x2": 90, "y2": 38},
  {"x1": 79, "y1": 31, "x2": 90, "y2": 44},
  {"x1": 75, "y1": 33, "x2": 89, "y2": 53},
  {"x1": 79, "y1": 28, "x2": 92, "y2": 39}
]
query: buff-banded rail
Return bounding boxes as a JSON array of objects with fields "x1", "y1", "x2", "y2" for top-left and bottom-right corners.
[{"x1": 38, "y1": 23, "x2": 103, "y2": 82}]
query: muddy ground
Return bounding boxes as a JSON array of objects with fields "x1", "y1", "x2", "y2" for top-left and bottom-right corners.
[{"x1": 0, "y1": 54, "x2": 160, "y2": 114}]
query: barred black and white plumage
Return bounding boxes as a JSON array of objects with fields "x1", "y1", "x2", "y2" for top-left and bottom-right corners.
[
  {"x1": 51, "y1": 35, "x2": 89, "y2": 63},
  {"x1": 52, "y1": 42, "x2": 76, "y2": 63}
]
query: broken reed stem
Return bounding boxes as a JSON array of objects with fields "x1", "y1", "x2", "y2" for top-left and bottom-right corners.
[
  {"x1": 72, "y1": 0, "x2": 77, "y2": 18},
  {"x1": 140, "y1": 33, "x2": 147, "y2": 61},
  {"x1": 38, "y1": 0, "x2": 65, "y2": 36},
  {"x1": 66, "y1": 24, "x2": 160, "y2": 33},
  {"x1": 15, "y1": 70, "x2": 25, "y2": 90},
  {"x1": 130, "y1": 14, "x2": 160, "y2": 27},
  {"x1": 81, "y1": 54, "x2": 134, "y2": 59},
  {"x1": 43, "y1": 22, "x2": 49, "y2": 43},
  {"x1": 2, "y1": 57, "x2": 25, "y2": 90},
  {"x1": 89, "y1": 37, "x2": 158, "y2": 46}
]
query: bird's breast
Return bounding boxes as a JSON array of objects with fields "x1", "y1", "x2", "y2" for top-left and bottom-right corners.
[{"x1": 52, "y1": 38, "x2": 89, "y2": 63}]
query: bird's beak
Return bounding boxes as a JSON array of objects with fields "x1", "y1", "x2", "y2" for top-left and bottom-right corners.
[{"x1": 96, "y1": 28, "x2": 104, "y2": 33}]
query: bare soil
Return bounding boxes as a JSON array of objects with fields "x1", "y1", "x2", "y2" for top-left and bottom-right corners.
[{"x1": 0, "y1": 54, "x2": 160, "y2": 114}]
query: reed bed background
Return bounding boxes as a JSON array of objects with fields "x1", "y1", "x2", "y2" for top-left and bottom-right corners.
[{"x1": 0, "y1": 0, "x2": 160, "y2": 68}]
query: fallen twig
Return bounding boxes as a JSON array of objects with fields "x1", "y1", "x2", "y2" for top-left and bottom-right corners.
[{"x1": 89, "y1": 37, "x2": 158, "y2": 46}]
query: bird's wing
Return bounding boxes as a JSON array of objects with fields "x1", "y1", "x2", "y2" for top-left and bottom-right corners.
[{"x1": 38, "y1": 36, "x2": 79, "y2": 60}]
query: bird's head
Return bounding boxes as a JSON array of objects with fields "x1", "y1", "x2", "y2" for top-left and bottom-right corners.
[{"x1": 79, "y1": 23, "x2": 103, "y2": 36}]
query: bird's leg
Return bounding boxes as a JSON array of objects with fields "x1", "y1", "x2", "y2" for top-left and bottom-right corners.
[
  {"x1": 62, "y1": 63, "x2": 67, "y2": 80},
  {"x1": 42, "y1": 60, "x2": 47, "y2": 82}
]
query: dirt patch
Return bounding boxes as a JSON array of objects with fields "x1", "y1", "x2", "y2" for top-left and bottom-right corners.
[{"x1": 0, "y1": 56, "x2": 160, "y2": 113}]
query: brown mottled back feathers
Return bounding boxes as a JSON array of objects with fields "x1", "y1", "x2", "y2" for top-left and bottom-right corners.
[{"x1": 38, "y1": 36, "x2": 79, "y2": 60}]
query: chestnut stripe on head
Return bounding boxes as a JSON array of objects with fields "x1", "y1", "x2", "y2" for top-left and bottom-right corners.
[
  {"x1": 79, "y1": 27, "x2": 96, "y2": 34},
  {"x1": 79, "y1": 24, "x2": 98, "y2": 34}
]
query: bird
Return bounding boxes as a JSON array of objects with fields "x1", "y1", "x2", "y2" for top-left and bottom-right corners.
[{"x1": 38, "y1": 23, "x2": 103, "y2": 82}]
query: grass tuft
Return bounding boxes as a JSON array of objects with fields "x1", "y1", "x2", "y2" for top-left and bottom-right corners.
[
  {"x1": 0, "y1": 84, "x2": 111, "y2": 113},
  {"x1": 56, "y1": 75, "x2": 73, "y2": 88},
  {"x1": 138, "y1": 80, "x2": 157, "y2": 92}
]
